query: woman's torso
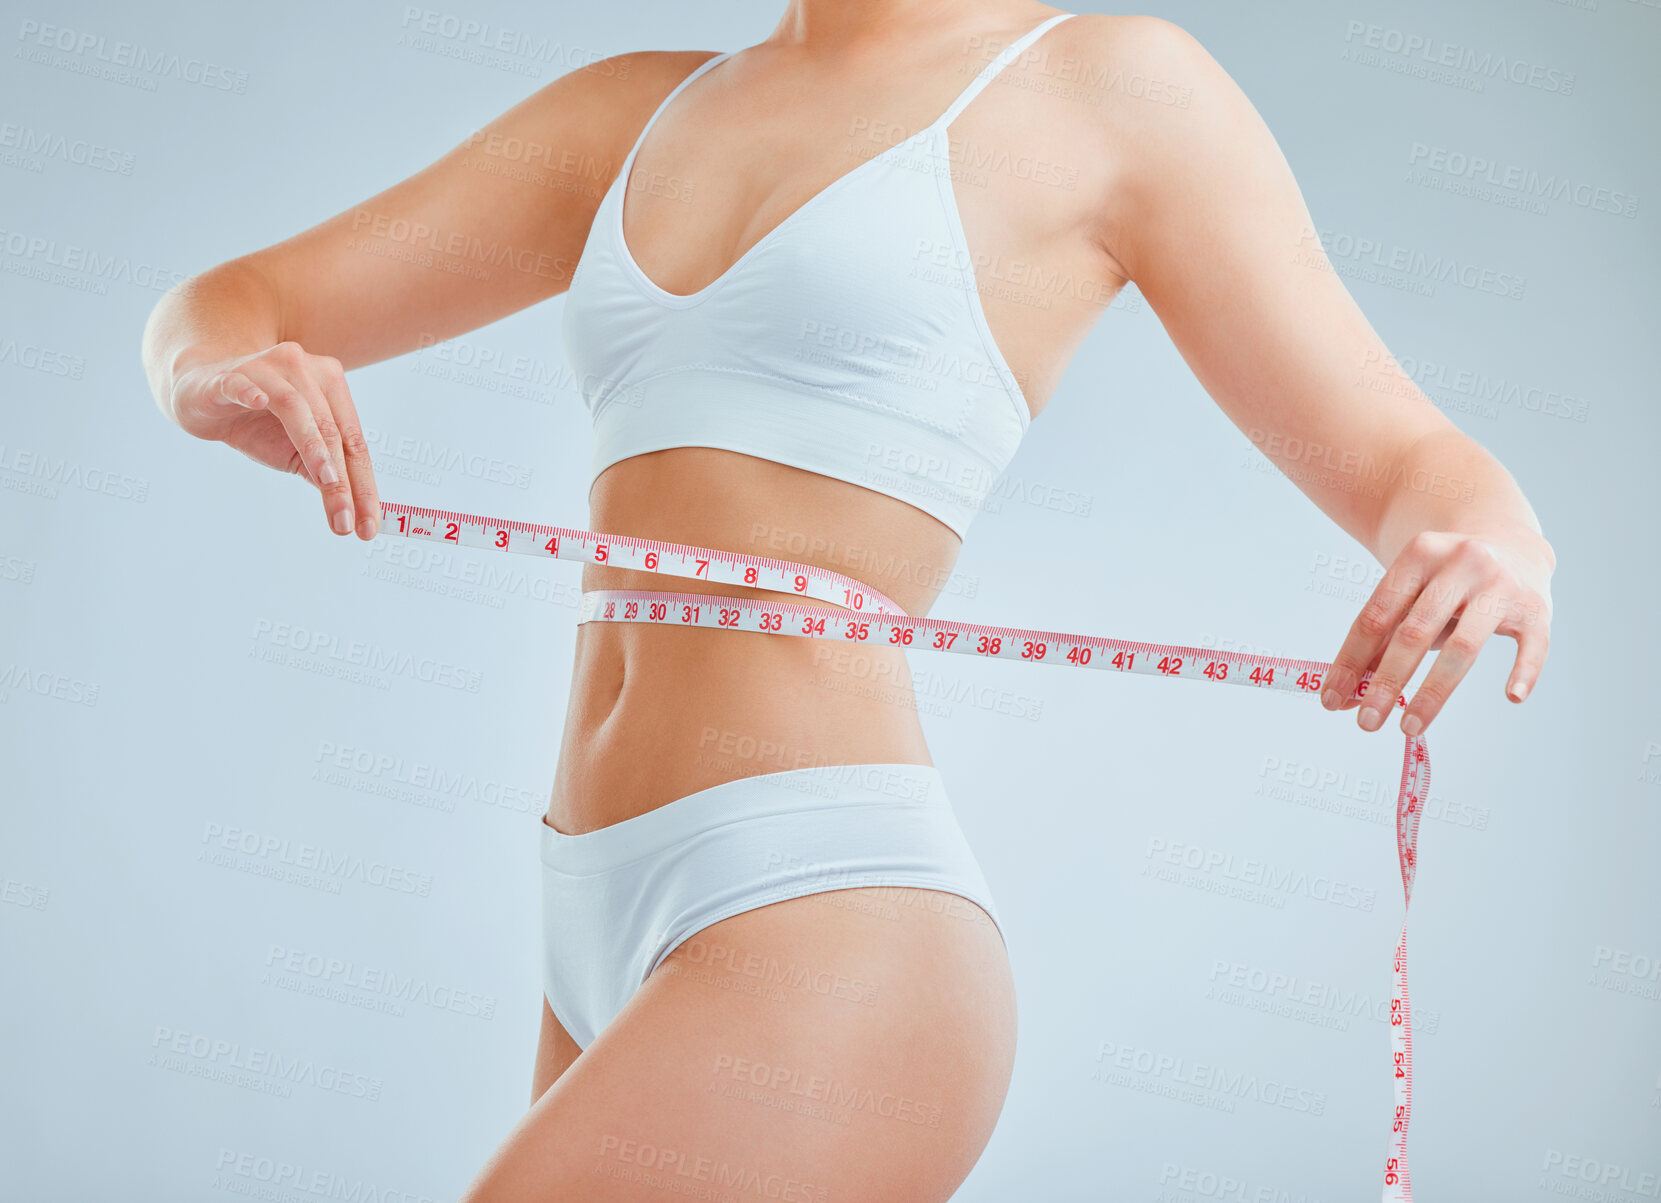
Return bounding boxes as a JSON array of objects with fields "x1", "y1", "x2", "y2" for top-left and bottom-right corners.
[{"x1": 547, "y1": 7, "x2": 1131, "y2": 833}]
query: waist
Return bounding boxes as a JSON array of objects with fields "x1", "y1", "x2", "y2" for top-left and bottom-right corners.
[
  {"x1": 552, "y1": 615, "x2": 932, "y2": 831},
  {"x1": 573, "y1": 595, "x2": 919, "y2": 706}
]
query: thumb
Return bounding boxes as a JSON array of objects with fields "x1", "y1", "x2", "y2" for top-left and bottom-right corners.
[
  {"x1": 174, "y1": 367, "x2": 267, "y2": 431},
  {"x1": 210, "y1": 370, "x2": 268, "y2": 411}
]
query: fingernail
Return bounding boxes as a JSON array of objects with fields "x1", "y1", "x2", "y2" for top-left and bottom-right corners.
[
  {"x1": 332, "y1": 508, "x2": 351, "y2": 535},
  {"x1": 357, "y1": 514, "x2": 377, "y2": 539},
  {"x1": 1402, "y1": 714, "x2": 1422, "y2": 736},
  {"x1": 1510, "y1": 681, "x2": 1530, "y2": 702},
  {"x1": 1321, "y1": 689, "x2": 1340, "y2": 710},
  {"x1": 1358, "y1": 706, "x2": 1382, "y2": 731},
  {"x1": 318, "y1": 461, "x2": 340, "y2": 486}
]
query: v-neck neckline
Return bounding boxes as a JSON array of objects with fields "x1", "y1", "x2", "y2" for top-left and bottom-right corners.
[{"x1": 611, "y1": 49, "x2": 945, "y2": 308}]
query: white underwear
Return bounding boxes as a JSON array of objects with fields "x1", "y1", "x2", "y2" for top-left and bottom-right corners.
[{"x1": 537, "y1": 761, "x2": 1003, "y2": 1050}]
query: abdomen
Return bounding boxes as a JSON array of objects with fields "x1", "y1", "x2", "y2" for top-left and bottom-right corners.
[{"x1": 546, "y1": 446, "x2": 961, "y2": 833}]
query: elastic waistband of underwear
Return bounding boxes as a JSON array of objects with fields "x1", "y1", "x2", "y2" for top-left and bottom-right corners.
[{"x1": 538, "y1": 761, "x2": 949, "y2": 876}]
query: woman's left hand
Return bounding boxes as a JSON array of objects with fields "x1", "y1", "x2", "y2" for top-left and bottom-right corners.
[{"x1": 1321, "y1": 530, "x2": 1555, "y2": 737}]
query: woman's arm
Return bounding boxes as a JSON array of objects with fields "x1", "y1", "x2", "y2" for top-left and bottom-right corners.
[
  {"x1": 1093, "y1": 17, "x2": 1554, "y2": 737},
  {"x1": 140, "y1": 49, "x2": 717, "y2": 540}
]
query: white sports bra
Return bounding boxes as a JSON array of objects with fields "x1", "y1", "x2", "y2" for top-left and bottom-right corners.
[{"x1": 562, "y1": 12, "x2": 1077, "y2": 540}]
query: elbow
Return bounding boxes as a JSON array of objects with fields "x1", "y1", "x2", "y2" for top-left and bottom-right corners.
[{"x1": 139, "y1": 286, "x2": 183, "y2": 424}]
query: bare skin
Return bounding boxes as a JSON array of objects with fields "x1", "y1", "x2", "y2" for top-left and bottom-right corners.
[{"x1": 142, "y1": 0, "x2": 1554, "y2": 1197}]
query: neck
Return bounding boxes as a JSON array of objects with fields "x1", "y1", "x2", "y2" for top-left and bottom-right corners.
[{"x1": 770, "y1": 0, "x2": 1010, "y2": 50}]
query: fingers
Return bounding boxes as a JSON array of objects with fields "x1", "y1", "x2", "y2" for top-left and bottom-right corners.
[
  {"x1": 1334, "y1": 642, "x2": 1384, "y2": 711},
  {"x1": 242, "y1": 343, "x2": 359, "y2": 536},
  {"x1": 1496, "y1": 593, "x2": 1552, "y2": 703},
  {"x1": 314, "y1": 356, "x2": 380, "y2": 540},
  {"x1": 1355, "y1": 565, "x2": 1469, "y2": 732},
  {"x1": 1328, "y1": 535, "x2": 1539, "y2": 738},
  {"x1": 1398, "y1": 604, "x2": 1501, "y2": 736},
  {"x1": 1322, "y1": 535, "x2": 1437, "y2": 713}
]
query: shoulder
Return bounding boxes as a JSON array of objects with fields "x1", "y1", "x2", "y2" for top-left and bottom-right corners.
[
  {"x1": 594, "y1": 48, "x2": 728, "y2": 90},
  {"x1": 524, "y1": 48, "x2": 725, "y2": 121},
  {"x1": 1041, "y1": 11, "x2": 1234, "y2": 118},
  {"x1": 494, "y1": 49, "x2": 723, "y2": 190},
  {"x1": 1047, "y1": 13, "x2": 1270, "y2": 197},
  {"x1": 1030, "y1": 15, "x2": 1275, "y2": 280},
  {"x1": 499, "y1": 49, "x2": 726, "y2": 144},
  {"x1": 1015, "y1": 13, "x2": 1248, "y2": 184},
  {"x1": 1051, "y1": 11, "x2": 1219, "y2": 71}
]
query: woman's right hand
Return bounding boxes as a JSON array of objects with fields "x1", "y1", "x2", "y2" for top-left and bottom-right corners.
[{"x1": 170, "y1": 341, "x2": 380, "y2": 540}]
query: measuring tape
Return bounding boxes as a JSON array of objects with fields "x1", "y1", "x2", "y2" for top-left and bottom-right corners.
[{"x1": 378, "y1": 500, "x2": 1428, "y2": 1200}]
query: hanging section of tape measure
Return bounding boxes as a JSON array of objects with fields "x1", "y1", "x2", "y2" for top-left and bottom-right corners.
[{"x1": 376, "y1": 500, "x2": 1430, "y2": 1201}]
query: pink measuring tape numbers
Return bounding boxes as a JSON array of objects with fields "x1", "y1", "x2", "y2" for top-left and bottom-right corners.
[{"x1": 378, "y1": 500, "x2": 1429, "y2": 1200}]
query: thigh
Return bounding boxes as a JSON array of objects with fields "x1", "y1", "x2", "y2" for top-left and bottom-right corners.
[
  {"x1": 530, "y1": 995, "x2": 583, "y2": 1105},
  {"x1": 465, "y1": 885, "x2": 1017, "y2": 1203}
]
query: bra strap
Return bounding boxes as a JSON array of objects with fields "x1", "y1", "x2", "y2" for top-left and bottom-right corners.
[
  {"x1": 934, "y1": 11, "x2": 1076, "y2": 129},
  {"x1": 621, "y1": 50, "x2": 732, "y2": 174}
]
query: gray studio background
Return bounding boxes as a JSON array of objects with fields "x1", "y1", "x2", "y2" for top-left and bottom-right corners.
[{"x1": 2, "y1": 0, "x2": 1656, "y2": 1199}]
